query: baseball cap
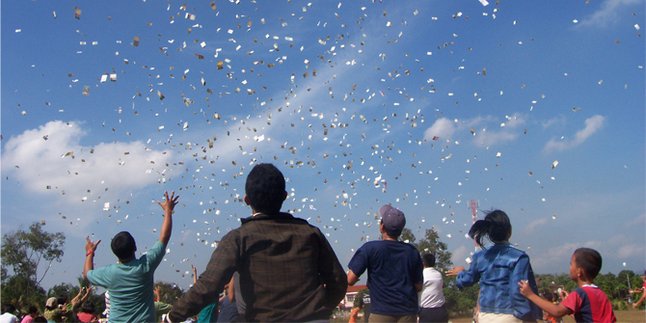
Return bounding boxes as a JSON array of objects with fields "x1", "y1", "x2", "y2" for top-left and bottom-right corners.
[
  {"x1": 380, "y1": 204, "x2": 406, "y2": 236},
  {"x1": 46, "y1": 297, "x2": 57, "y2": 308}
]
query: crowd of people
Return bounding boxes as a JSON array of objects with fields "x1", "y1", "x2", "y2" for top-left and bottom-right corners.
[{"x1": 1, "y1": 163, "x2": 644, "y2": 323}]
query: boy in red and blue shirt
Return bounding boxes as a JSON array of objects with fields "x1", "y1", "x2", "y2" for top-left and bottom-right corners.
[{"x1": 519, "y1": 248, "x2": 616, "y2": 322}]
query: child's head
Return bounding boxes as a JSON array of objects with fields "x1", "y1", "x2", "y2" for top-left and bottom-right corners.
[
  {"x1": 111, "y1": 231, "x2": 137, "y2": 261},
  {"x1": 80, "y1": 301, "x2": 95, "y2": 314},
  {"x1": 422, "y1": 253, "x2": 436, "y2": 268},
  {"x1": 468, "y1": 209, "x2": 512, "y2": 247},
  {"x1": 244, "y1": 163, "x2": 287, "y2": 215},
  {"x1": 570, "y1": 248, "x2": 602, "y2": 281}
]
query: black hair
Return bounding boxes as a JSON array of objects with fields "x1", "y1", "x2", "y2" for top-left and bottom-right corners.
[
  {"x1": 80, "y1": 301, "x2": 95, "y2": 314},
  {"x1": 468, "y1": 209, "x2": 512, "y2": 247},
  {"x1": 422, "y1": 253, "x2": 436, "y2": 267},
  {"x1": 28, "y1": 306, "x2": 38, "y2": 314},
  {"x1": 245, "y1": 163, "x2": 286, "y2": 215},
  {"x1": 573, "y1": 247, "x2": 602, "y2": 280},
  {"x1": 3, "y1": 304, "x2": 15, "y2": 314},
  {"x1": 111, "y1": 231, "x2": 137, "y2": 261}
]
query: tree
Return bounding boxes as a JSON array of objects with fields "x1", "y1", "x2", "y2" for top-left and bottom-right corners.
[
  {"x1": 155, "y1": 281, "x2": 184, "y2": 304},
  {"x1": 1, "y1": 222, "x2": 65, "y2": 311},
  {"x1": 405, "y1": 227, "x2": 478, "y2": 317},
  {"x1": 1, "y1": 222, "x2": 66, "y2": 285},
  {"x1": 1, "y1": 274, "x2": 47, "y2": 311},
  {"x1": 413, "y1": 228, "x2": 452, "y2": 273}
]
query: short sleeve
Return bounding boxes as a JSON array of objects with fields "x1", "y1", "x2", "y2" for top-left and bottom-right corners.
[
  {"x1": 144, "y1": 241, "x2": 166, "y2": 270},
  {"x1": 560, "y1": 289, "x2": 581, "y2": 314},
  {"x1": 87, "y1": 266, "x2": 112, "y2": 288},
  {"x1": 348, "y1": 245, "x2": 368, "y2": 277}
]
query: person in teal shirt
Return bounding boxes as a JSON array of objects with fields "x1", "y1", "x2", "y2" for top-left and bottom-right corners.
[{"x1": 83, "y1": 191, "x2": 178, "y2": 323}]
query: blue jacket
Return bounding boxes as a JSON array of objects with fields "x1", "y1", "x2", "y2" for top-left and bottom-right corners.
[{"x1": 456, "y1": 243, "x2": 542, "y2": 321}]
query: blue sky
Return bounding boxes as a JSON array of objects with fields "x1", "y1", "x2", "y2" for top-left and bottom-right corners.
[{"x1": 2, "y1": 0, "x2": 644, "y2": 291}]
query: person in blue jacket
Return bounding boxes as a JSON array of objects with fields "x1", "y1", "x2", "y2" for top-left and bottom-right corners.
[{"x1": 447, "y1": 210, "x2": 542, "y2": 323}]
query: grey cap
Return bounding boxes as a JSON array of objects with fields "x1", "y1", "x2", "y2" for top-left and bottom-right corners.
[{"x1": 380, "y1": 204, "x2": 406, "y2": 236}]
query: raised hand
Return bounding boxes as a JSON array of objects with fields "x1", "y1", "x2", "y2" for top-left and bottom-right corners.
[
  {"x1": 85, "y1": 236, "x2": 101, "y2": 254},
  {"x1": 446, "y1": 266, "x2": 464, "y2": 276},
  {"x1": 158, "y1": 191, "x2": 179, "y2": 216}
]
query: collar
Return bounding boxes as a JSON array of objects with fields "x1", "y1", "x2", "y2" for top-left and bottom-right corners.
[{"x1": 240, "y1": 212, "x2": 296, "y2": 224}]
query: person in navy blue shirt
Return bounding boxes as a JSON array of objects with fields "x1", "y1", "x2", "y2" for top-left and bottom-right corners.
[{"x1": 347, "y1": 204, "x2": 423, "y2": 323}]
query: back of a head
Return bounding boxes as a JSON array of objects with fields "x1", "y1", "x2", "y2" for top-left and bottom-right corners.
[
  {"x1": 111, "y1": 231, "x2": 136, "y2": 261},
  {"x1": 81, "y1": 301, "x2": 95, "y2": 314},
  {"x1": 28, "y1": 306, "x2": 38, "y2": 315},
  {"x1": 422, "y1": 253, "x2": 436, "y2": 268},
  {"x1": 573, "y1": 247, "x2": 602, "y2": 280},
  {"x1": 468, "y1": 209, "x2": 512, "y2": 247},
  {"x1": 245, "y1": 163, "x2": 286, "y2": 215},
  {"x1": 3, "y1": 304, "x2": 15, "y2": 314}
]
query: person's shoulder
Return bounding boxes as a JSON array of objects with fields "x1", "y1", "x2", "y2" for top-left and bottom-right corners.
[{"x1": 497, "y1": 243, "x2": 528, "y2": 258}]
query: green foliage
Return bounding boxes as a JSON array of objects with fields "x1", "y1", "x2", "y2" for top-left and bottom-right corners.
[
  {"x1": 155, "y1": 281, "x2": 184, "y2": 304},
  {"x1": 1, "y1": 222, "x2": 65, "y2": 312},
  {"x1": 535, "y1": 272, "x2": 645, "y2": 310},
  {"x1": 1, "y1": 222, "x2": 65, "y2": 284},
  {"x1": 444, "y1": 282, "x2": 478, "y2": 317},
  {"x1": 48, "y1": 283, "x2": 78, "y2": 300},
  {"x1": 1, "y1": 274, "x2": 47, "y2": 312},
  {"x1": 405, "y1": 227, "x2": 480, "y2": 316}
]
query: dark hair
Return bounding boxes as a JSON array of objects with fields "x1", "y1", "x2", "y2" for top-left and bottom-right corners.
[
  {"x1": 573, "y1": 248, "x2": 602, "y2": 280},
  {"x1": 422, "y1": 253, "x2": 436, "y2": 267},
  {"x1": 245, "y1": 163, "x2": 286, "y2": 215},
  {"x1": 80, "y1": 301, "x2": 95, "y2": 314},
  {"x1": 111, "y1": 231, "x2": 137, "y2": 260},
  {"x1": 33, "y1": 316, "x2": 47, "y2": 323},
  {"x1": 468, "y1": 209, "x2": 512, "y2": 247},
  {"x1": 28, "y1": 306, "x2": 38, "y2": 314},
  {"x1": 2, "y1": 304, "x2": 15, "y2": 314}
]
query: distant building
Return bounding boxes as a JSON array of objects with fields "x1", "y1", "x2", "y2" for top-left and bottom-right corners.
[{"x1": 341, "y1": 285, "x2": 368, "y2": 310}]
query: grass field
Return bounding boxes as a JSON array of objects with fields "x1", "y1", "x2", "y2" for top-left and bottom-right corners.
[{"x1": 334, "y1": 310, "x2": 645, "y2": 322}]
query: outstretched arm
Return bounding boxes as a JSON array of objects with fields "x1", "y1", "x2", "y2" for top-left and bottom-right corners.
[
  {"x1": 518, "y1": 280, "x2": 571, "y2": 318},
  {"x1": 158, "y1": 191, "x2": 179, "y2": 246},
  {"x1": 83, "y1": 237, "x2": 101, "y2": 279}
]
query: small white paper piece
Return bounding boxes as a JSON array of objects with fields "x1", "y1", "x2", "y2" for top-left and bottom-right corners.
[{"x1": 478, "y1": 0, "x2": 489, "y2": 6}]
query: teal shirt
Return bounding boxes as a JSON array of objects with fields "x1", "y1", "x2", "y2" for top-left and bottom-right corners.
[{"x1": 88, "y1": 241, "x2": 166, "y2": 323}]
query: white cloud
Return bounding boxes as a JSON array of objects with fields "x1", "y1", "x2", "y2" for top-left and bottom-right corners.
[
  {"x1": 473, "y1": 130, "x2": 518, "y2": 148},
  {"x1": 524, "y1": 218, "x2": 549, "y2": 234},
  {"x1": 423, "y1": 114, "x2": 526, "y2": 148},
  {"x1": 1, "y1": 121, "x2": 172, "y2": 203},
  {"x1": 542, "y1": 116, "x2": 567, "y2": 129},
  {"x1": 577, "y1": 0, "x2": 641, "y2": 28},
  {"x1": 543, "y1": 115, "x2": 605, "y2": 152},
  {"x1": 424, "y1": 117, "x2": 456, "y2": 141}
]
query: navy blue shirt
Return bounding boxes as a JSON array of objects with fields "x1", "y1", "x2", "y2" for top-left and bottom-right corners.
[{"x1": 348, "y1": 240, "x2": 423, "y2": 316}]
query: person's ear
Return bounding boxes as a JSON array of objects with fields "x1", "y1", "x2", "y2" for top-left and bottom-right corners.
[
  {"x1": 244, "y1": 195, "x2": 251, "y2": 205},
  {"x1": 283, "y1": 191, "x2": 288, "y2": 201}
]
